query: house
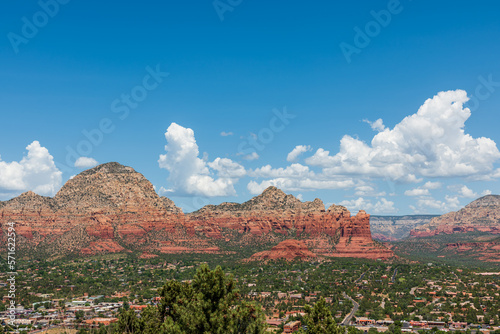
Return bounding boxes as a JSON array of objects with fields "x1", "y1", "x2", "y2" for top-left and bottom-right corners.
[
  {"x1": 284, "y1": 320, "x2": 301, "y2": 333},
  {"x1": 266, "y1": 319, "x2": 283, "y2": 328},
  {"x1": 84, "y1": 317, "x2": 118, "y2": 326},
  {"x1": 130, "y1": 305, "x2": 148, "y2": 311},
  {"x1": 356, "y1": 317, "x2": 376, "y2": 325}
]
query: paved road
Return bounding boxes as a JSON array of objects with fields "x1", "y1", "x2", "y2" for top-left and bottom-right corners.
[
  {"x1": 354, "y1": 272, "x2": 366, "y2": 284},
  {"x1": 341, "y1": 292, "x2": 359, "y2": 326},
  {"x1": 391, "y1": 267, "x2": 398, "y2": 283}
]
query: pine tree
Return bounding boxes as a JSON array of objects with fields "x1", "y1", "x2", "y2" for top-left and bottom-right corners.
[
  {"x1": 302, "y1": 297, "x2": 343, "y2": 334},
  {"x1": 116, "y1": 264, "x2": 267, "y2": 333}
]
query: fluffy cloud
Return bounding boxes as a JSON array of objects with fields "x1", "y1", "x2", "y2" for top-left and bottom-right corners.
[
  {"x1": 411, "y1": 195, "x2": 460, "y2": 213},
  {"x1": 405, "y1": 180, "x2": 443, "y2": 197},
  {"x1": 422, "y1": 181, "x2": 441, "y2": 190},
  {"x1": 242, "y1": 152, "x2": 259, "y2": 161},
  {"x1": 249, "y1": 163, "x2": 313, "y2": 179},
  {"x1": 404, "y1": 188, "x2": 430, "y2": 196},
  {"x1": 247, "y1": 178, "x2": 354, "y2": 195},
  {"x1": 74, "y1": 157, "x2": 99, "y2": 169},
  {"x1": 339, "y1": 197, "x2": 396, "y2": 214},
  {"x1": 305, "y1": 90, "x2": 500, "y2": 182},
  {"x1": 457, "y1": 185, "x2": 477, "y2": 198},
  {"x1": 158, "y1": 123, "x2": 245, "y2": 197},
  {"x1": 220, "y1": 131, "x2": 233, "y2": 136},
  {"x1": 287, "y1": 145, "x2": 311, "y2": 162},
  {"x1": 246, "y1": 163, "x2": 354, "y2": 194},
  {"x1": 0, "y1": 141, "x2": 62, "y2": 198},
  {"x1": 481, "y1": 189, "x2": 492, "y2": 196},
  {"x1": 208, "y1": 158, "x2": 246, "y2": 178},
  {"x1": 363, "y1": 118, "x2": 385, "y2": 132},
  {"x1": 354, "y1": 184, "x2": 386, "y2": 197}
]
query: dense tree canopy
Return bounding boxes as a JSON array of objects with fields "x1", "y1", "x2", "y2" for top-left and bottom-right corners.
[
  {"x1": 114, "y1": 264, "x2": 267, "y2": 333},
  {"x1": 300, "y1": 297, "x2": 343, "y2": 334}
]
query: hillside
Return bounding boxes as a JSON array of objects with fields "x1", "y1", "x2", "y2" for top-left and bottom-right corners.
[
  {"x1": 410, "y1": 195, "x2": 500, "y2": 237},
  {"x1": 394, "y1": 196, "x2": 500, "y2": 265}
]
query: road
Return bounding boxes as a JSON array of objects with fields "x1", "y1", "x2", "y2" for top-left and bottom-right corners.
[
  {"x1": 391, "y1": 267, "x2": 398, "y2": 283},
  {"x1": 354, "y1": 272, "x2": 366, "y2": 284},
  {"x1": 341, "y1": 292, "x2": 359, "y2": 326}
]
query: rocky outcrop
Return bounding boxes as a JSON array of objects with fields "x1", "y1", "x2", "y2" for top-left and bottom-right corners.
[
  {"x1": 248, "y1": 239, "x2": 317, "y2": 261},
  {"x1": 0, "y1": 162, "x2": 188, "y2": 255},
  {"x1": 0, "y1": 163, "x2": 393, "y2": 260},
  {"x1": 410, "y1": 195, "x2": 500, "y2": 237},
  {"x1": 187, "y1": 188, "x2": 393, "y2": 259}
]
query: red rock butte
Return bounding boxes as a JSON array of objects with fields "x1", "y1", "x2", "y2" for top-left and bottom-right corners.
[
  {"x1": 0, "y1": 162, "x2": 393, "y2": 260},
  {"x1": 248, "y1": 239, "x2": 317, "y2": 261}
]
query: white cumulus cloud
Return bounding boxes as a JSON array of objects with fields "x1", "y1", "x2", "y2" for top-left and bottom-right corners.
[
  {"x1": 363, "y1": 118, "x2": 386, "y2": 132},
  {"x1": 246, "y1": 163, "x2": 354, "y2": 194},
  {"x1": 481, "y1": 189, "x2": 492, "y2": 196},
  {"x1": 404, "y1": 188, "x2": 430, "y2": 197},
  {"x1": 422, "y1": 181, "x2": 442, "y2": 189},
  {"x1": 74, "y1": 157, "x2": 99, "y2": 169},
  {"x1": 242, "y1": 152, "x2": 259, "y2": 161},
  {"x1": 158, "y1": 123, "x2": 246, "y2": 197},
  {"x1": 411, "y1": 195, "x2": 461, "y2": 213},
  {"x1": 247, "y1": 178, "x2": 354, "y2": 195},
  {"x1": 0, "y1": 141, "x2": 62, "y2": 198},
  {"x1": 305, "y1": 90, "x2": 500, "y2": 182},
  {"x1": 339, "y1": 197, "x2": 397, "y2": 214},
  {"x1": 287, "y1": 145, "x2": 311, "y2": 162},
  {"x1": 457, "y1": 185, "x2": 477, "y2": 198}
]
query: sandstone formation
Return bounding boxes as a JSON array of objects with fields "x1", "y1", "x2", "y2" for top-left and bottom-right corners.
[
  {"x1": 410, "y1": 195, "x2": 500, "y2": 237},
  {"x1": 187, "y1": 187, "x2": 393, "y2": 259},
  {"x1": 0, "y1": 162, "x2": 193, "y2": 256},
  {"x1": 249, "y1": 239, "x2": 316, "y2": 261},
  {"x1": 0, "y1": 162, "x2": 393, "y2": 260}
]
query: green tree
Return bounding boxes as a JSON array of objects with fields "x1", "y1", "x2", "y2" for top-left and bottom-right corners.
[
  {"x1": 301, "y1": 297, "x2": 343, "y2": 334},
  {"x1": 116, "y1": 264, "x2": 266, "y2": 334}
]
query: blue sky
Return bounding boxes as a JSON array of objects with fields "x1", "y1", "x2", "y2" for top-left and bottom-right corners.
[{"x1": 1, "y1": 0, "x2": 500, "y2": 214}]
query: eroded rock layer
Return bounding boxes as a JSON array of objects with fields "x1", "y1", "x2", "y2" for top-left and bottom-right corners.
[{"x1": 0, "y1": 162, "x2": 393, "y2": 260}]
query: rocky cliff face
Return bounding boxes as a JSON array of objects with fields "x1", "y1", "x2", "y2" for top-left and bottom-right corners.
[
  {"x1": 410, "y1": 195, "x2": 500, "y2": 237},
  {"x1": 0, "y1": 162, "x2": 198, "y2": 256},
  {"x1": 0, "y1": 163, "x2": 393, "y2": 260},
  {"x1": 187, "y1": 187, "x2": 392, "y2": 259}
]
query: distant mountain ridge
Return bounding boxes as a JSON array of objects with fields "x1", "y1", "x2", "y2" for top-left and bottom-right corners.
[
  {"x1": 393, "y1": 195, "x2": 500, "y2": 264},
  {"x1": 410, "y1": 195, "x2": 500, "y2": 237},
  {"x1": 0, "y1": 162, "x2": 393, "y2": 260},
  {"x1": 370, "y1": 215, "x2": 438, "y2": 241}
]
